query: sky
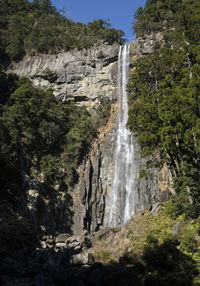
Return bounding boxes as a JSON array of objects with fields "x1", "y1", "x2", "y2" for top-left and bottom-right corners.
[{"x1": 51, "y1": 0, "x2": 146, "y2": 42}]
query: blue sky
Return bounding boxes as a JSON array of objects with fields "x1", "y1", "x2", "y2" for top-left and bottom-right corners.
[{"x1": 51, "y1": 0, "x2": 146, "y2": 42}]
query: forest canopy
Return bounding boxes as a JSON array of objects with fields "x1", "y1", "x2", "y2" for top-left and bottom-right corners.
[
  {"x1": 0, "y1": 0, "x2": 125, "y2": 62},
  {"x1": 128, "y1": 0, "x2": 200, "y2": 218}
]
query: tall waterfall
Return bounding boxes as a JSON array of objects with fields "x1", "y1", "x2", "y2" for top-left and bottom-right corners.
[{"x1": 108, "y1": 44, "x2": 137, "y2": 227}]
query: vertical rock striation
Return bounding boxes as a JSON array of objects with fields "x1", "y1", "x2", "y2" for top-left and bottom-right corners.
[
  {"x1": 9, "y1": 44, "x2": 119, "y2": 109},
  {"x1": 72, "y1": 108, "x2": 117, "y2": 235},
  {"x1": 73, "y1": 40, "x2": 169, "y2": 234},
  {"x1": 8, "y1": 40, "x2": 171, "y2": 235}
]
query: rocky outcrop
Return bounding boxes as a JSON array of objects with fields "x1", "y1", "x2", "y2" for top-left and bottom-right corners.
[
  {"x1": 8, "y1": 39, "x2": 171, "y2": 236},
  {"x1": 9, "y1": 43, "x2": 120, "y2": 235},
  {"x1": 72, "y1": 106, "x2": 117, "y2": 235},
  {"x1": 0, "y1": 230, "x2": 100, "y2": 286},
  {"x1": 72, "y1": 123, "x2": 167, "y2": 235},
  {"x1": 130, "y1": 32, "x2": 163, "y2": 58},
  {"x1": 72, "y1": 39, "x2": 170, "y2": 235},
  {"x1": 9, "y1": 44, "x2": 119, "y2": 109}
]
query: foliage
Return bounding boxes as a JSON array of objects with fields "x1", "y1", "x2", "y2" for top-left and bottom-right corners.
[
  {"x1": 0, "y1": 75, "x2": 95, "y2": 190},
  {"x1": 95, "y1": 95, "x2": 111, "y2": 127},
  {"x1": 132, "y1": 0, "x2": 200, "y2": 39},
  {"x1": 141, "y1": 235, "x2": 198, "y2": 286},
  {"x1": 123, "y1": 206, "x2": 200, "y2": 285},
  {"x1": 0, "y1": 0, "x2": 125, "y2": 62},
  {"x1": 96, "y1": 250, "x2": 112, "y2": 262},
  {"x1": 180, "y1": 229, "x2": 198, "y2": 256},
  {"x1": 100, "y1": 207, "x2": 200, "y2": 286},
  {"x1": 129, "y1": 0, "x2": 200, "y2": 218}
]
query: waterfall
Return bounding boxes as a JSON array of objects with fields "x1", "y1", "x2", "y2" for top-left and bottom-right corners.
[{"x1": 108, "y1": 44, "x2": 137, "y2": 227}]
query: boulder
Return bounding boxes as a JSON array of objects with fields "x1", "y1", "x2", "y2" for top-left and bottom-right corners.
[
  {"x1": 55, "y1": 242, "x2": 67, "y2": 249},
  {"x1": 40, "y1": 241, "x2": 47, "y2": 249},
  {"x1": 55, "y1": 233, "x2": 70, "y2": 243},
  {"x1": 66, "y1": 236, "x2": 81, "y2": 250},
  {"x1": 70, "y1": 253, "x2": 94, "y2": 266}
]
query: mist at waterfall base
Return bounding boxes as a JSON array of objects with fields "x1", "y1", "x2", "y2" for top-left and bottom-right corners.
[
  {"x1": 50, "y1": 0, "x2": 146, "y2": 42},
  {"x1": 108, "y1": 44, "x2": 137, "y2": 227}
]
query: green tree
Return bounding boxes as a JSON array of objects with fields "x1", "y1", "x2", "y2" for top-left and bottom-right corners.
[{"x1": 129, "y1": 0, "x2": 200, "y2": 217}]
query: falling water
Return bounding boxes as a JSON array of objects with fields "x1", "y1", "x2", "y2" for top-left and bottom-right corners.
[{"x1": 108, "y1": 44, "x2": 137, "y2": 227}]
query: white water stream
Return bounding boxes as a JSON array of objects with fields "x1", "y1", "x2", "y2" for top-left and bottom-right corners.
[{"x1": 108, "y1": 44, "x2": 137, "y2": 227}]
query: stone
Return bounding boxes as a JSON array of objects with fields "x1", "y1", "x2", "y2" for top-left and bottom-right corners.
[
  {"x1": 195, "y1": 231, "x2": 200, "y2": 243},
  {"x1": 67, "y1": 240, "x2": 81, "y2": 250},
  {"x1": 160, "y1": 189, "x2": 169, "y2": 203},
  {"x1": 40, "y1": 241, "x2": 47, "y2": 249},
  {"x1": 131, "y1": 32, "x2": 163, "y2": 57},
  {"x1": 66, "y1": 235, "x2": 82, "y2": 250},
  {"x1": 46, "y1": 238, "x2": 55, "y2": 245},
  {"x1": 171, "y1": 221, "x2": 183, "y2": 236},
  {"x1": 55, "y1": 242, "x2": 67, "y2": 248},
  {"x1": 152, "y1": 203, "x2": 161, "y2": 215},
  {"x1": 55, "y1": 233, "x2": 70, "y2": 243},
  {"x1": 70, "y1": 253, "x2": 94, "y2": 266},
  {"x1": 8, "y1": 43, "x2": 119, "y2": 110}
]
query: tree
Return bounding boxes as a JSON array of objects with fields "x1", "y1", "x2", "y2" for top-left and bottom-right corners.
[{"x1": 129, "y1": 0, "x2": 200, "y2": 217}]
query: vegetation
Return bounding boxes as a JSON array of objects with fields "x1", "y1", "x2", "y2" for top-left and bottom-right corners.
[
  {"x1": 0, "y1": 73, "x2": 96, "y2": 198},
  {"x1": 128, "y1": 0, "x2": 200, "y2": 219},
  {"x1": 0, "y1": 0, "x2": 125, "y2": 62},
  {"x1": 133, "y1": 0, "x2": 200, "y2": 38},
  {"x1": 1, "y1": 0, "x2": 200, "y2": 283},
  {"x1": 93, "y1": 206, "x2": 200, "y2": 285}
]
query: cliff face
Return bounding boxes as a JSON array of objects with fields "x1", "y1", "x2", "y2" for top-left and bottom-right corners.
[
  {"x1": 8, "y1": 43, "x2": 120, "y2": 234},
  {"x1": 8, "y1": 40, "x2": 170, "y2": 235},
  {"x1": 72, "y1": 114, "x2": 169, "y2": 235},
  {"x1": 72, "y1": 37, "x2": 169, "y2": 235},
  {"x1": 72, "y1": 105, "x2": 117, "y2": 235},
  {"x1": 9, "y1": 44, "x2": 119, "y2": 109}
]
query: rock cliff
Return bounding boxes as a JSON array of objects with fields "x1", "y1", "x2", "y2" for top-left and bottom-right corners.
[
  {"x1": 8, "y1": 38, "x2": 170, "y2": 236},
  {"x1": 72, "y1": 37, "x2": 170, "y2": 235},
  {"x1": 9, "y1": 44, "x2": 119, "y2": 109},
  {"x1": 1, "y1": 39, "x2": 174, "y2": 286}
]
